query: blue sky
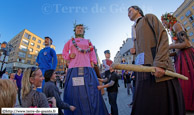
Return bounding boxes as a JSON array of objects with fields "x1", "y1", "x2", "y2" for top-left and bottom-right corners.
[{"x1": 0, "y1": 0, "x2": 184, "y2": 61}]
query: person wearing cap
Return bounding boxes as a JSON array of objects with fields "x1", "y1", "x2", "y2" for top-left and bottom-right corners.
[
  {"x1": 128, "y1": 5, "x2": 185, "y2": 114},
  {"x1": 36, "y1": 36, "x2": 57, "y2": 92},
  {"x1": 62, "y1": 24, "x2": 108, "y2": 115},
  {"x1": 43, "y1": 69, "x2": 76, "y2": 115},
  {"x1": 102, "y1": 50, "x2": 113, "y2": 84}
]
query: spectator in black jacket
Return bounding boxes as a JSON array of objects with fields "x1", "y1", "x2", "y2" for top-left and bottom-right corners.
[
  {"x1": 43, "y1": 69, "x2": 76, "y2": 115},
  {"x1": 124, "y1": 71, "x2": 132, "y2": 95}
]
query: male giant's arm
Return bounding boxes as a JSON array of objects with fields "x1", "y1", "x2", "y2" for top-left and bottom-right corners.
[
  {"x1": 51, "y1": 49, "x2": 58, "y2": 70},
  {"x1": 146, "y1": 14, "x2": 170, "y2": 77},
  {"x1": 36, "y1": 52, "x2": 40, "y2": 66},
  {"x1": 146, "y1": 14, "x2": 169, "y2": 69},
  {"x1": 62, "y1": 39, "x2": 71, "y2": 61}
]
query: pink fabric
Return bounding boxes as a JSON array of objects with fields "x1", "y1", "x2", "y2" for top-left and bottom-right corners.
[{"x1": 62, "y1": 38, "x2": 97, "y2": 68}]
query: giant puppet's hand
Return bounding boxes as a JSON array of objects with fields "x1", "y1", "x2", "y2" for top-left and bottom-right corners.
[
  {"x1": 152, "y1": 67, "x2": 165, "y2": 78},
  {"x1": 69, "y1": 53, "x2": 76, "y2": 59},
  {"x1": 91, "y1": 61, "x2": 94, "y2": 67},
  {"x1": 36, "y1": 63, "x2": 39, "y2": 66}
]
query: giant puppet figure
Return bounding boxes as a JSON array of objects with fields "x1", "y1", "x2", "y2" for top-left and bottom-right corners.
[
  {"x1": 36, "y1": 37, "x2": 57, "y2": 92},
  {"x1": 102, "y1": 50, "x2": 113, "y2": 84},
  {"x1": 161, "y1": 13, "x2": 194, "y2": 111},
  {"x1": 128, "y1": 6, "x2": 185, "y2": 115},
  {"x1": 62, "y1": 24, "x2": 108, "y2": 115}
]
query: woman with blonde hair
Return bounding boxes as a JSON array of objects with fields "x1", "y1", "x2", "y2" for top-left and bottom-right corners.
[
  {"x1": 21, "y1": 67, "x2": 56, "y2": 108},
  {"x1": 0, "y1": 79, "x2": 17, "y2": 113}
]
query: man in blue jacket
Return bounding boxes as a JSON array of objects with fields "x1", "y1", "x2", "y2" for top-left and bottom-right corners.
[{"x1": 36, "y1": 36, "x2": 57, "y2": 92}]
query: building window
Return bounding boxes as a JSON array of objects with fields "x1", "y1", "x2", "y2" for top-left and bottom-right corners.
[
  {"x1": 35, "y1": 50, "x2": 39, "y2": 54},
  {"x1": 189, "y1": 15, "x2": 194, "y2": 22},
  {"x1": 18, "y1": 52, "x2": 26, "y2": 58},
  {"x1": 37, "y1": 45, "x2": 40, "y2": 49},
  {"x1": 32, "y1": 37, "x2": 36, "y2": 41},
  {"x1": 22, "y1": 39, "x2": 29, "y2": 45},
  {"x1": 192, "y1": 23, "x2": 194, "y2": 28},
  {"x1": 192, "y1": 6, "x2": 194, "y2": 9},
  {"x1": 180, "y1": 16, "x2": 184, "y2": 20},
  {"x1": 29, "y1": 48, "x2": 33, "y2": 52},
  {"x1": 24, "y1": 33, "x2": 31, "y2": 39},
  {"x1": 31, "y1": 42, "x2": 35, "y2": 46},
  {"x1": 27, "y1": 60, "x2": 31, "y2": 64},
  {"x1": 38, "y1": 40, "x2": 41, "y2": 43},
  {"x1": 20, "y1": 45, "x2": 28, "y2": 52},
  {"x1": 18, "y1": 59, "x2": 25, "y2": 63},
  {"x1": 28, "y1": 54, "x2": 32, "y2": 58},
  {"x1": 183, "y1": 21, "x2": 187, "y2": 25},
  {"x1": 186, "y1": 26, "x2": 191, "y2": 31},
  {"x1": 185, "y1": 10, "x2": 191, "y2": 17},
  {"x1": 189, "y1": 32, "x2": 193, "y2": 37}
]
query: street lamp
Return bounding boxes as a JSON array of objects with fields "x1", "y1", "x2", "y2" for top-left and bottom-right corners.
[{"x1": 0, "y1": 41, "x2": 13, "y2": 71}]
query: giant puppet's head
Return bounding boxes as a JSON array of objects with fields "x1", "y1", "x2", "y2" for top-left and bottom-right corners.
[
  {"x1": 73, "y1": 23, "x2": 88, "y2": 38},
  {"x1": 161, "y1": 13, "x2": 178, "y2": 40},
  {"x1": 104, "y1": 50, "x2": 110, "y2": 59},
  {"x1": 44, "y1": 36, "x2": 53, "y2": 46},
  {"x1": 161, "y1": 13, "x2": 177, "y2": 29}
]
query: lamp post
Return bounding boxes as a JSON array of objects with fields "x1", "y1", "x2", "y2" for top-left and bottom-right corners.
[{"x1": 0, "y1": 41, "x2": 13, "y2": 71}]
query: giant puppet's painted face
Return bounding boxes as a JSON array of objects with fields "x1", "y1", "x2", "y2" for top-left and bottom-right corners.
[
  {"x1": 105, "y1": 53, "x2": 110, "y2": 59},
  {"x1": 75, "y1": 26, "x2": 84, "y2": 35},
  {"x1": 162, "y1": 20, "x2": 170, "y2": 29},
  {"x1": 128, "y1": 7, "x2": 139, "y2": 21},
  {"x1": 45, "y1": 37, "x2": 52, "y2": 46}
]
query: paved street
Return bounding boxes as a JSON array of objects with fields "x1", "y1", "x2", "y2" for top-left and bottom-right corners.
[
  {"x1": 14, "y1": 79, "x2": 194, "y2": 115},
  {"x1": 102, "y1": 80, "x2": 132, "y2": 115}
]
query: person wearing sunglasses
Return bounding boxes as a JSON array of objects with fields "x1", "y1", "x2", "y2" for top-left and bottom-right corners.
[{"x1": 21, "y1": 67, "x2": 56, "y2": 108}]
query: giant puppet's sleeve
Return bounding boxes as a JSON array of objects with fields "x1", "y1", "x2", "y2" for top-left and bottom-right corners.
[
  {"x1": 62, "y1": 39, "x2": 71, "y2": 61},
  {"x1": 89, "y1": 41, "x2": 97, "y2": 65},
  {"x1": 36, "y1": 51, "x2": 40, "y2": 65},
  {"x1": 146, "y1": 14, "x2": 170, "y2": 69},
  {"x1": 51, "y1": 48, "x2": 58, "y2": 70}
]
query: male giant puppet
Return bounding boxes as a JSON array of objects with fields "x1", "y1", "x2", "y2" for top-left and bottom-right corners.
[
  {"x1": 102, "y1": 50, "x2": 113, "y2": 84},
  {"x1": 36, "y1": 36, "x2": 57, "y2": 92}
]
